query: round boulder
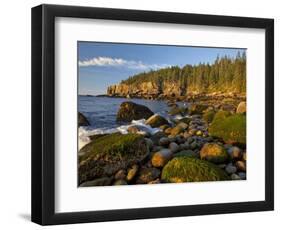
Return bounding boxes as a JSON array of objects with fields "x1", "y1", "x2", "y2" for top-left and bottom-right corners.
[{"x1": 116, "y1": 101, "x2": 154, "y2": 122}]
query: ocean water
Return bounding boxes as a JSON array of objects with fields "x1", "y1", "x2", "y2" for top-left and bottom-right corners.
[{"x1": 78, "y1": 96, "x2": 187, "y2": 149}]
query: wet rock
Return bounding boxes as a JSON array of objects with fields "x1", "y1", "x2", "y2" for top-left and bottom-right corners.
[
  {"x1": 145, "y1": 114, "x2": 169, "y2": 128},
  {"x1": 78, "y1": 112, "x2": 90, "y2": 126},
  {"x1": 116, "y1": 101, "x2": 154, "y2": 122}
]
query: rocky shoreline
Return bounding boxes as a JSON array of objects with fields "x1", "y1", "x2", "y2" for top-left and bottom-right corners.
[{"x1": 78, "y1": 96, "x2": 246, "y2": 187}]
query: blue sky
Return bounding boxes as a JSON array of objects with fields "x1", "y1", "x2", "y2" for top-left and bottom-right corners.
[{"x1": 78, "y1": 42, "x2": 245, "y2": 95}]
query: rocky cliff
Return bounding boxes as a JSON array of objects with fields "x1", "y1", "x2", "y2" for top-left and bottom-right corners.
[
  {"x1": 107, "y1": 81, "x2": 186, "y2": 99},
  {"x1": 107, "y1": 53, "x2": 246, "y2": 99}
]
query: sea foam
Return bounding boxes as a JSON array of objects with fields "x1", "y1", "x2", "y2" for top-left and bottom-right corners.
[{"x1": 78, "y1": 118, "x2": 161, "y2": 150}]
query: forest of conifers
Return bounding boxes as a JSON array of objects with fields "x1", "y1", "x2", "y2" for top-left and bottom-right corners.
[{"x1": 121, "y1": 52, "x2": 246, "y2": 94}]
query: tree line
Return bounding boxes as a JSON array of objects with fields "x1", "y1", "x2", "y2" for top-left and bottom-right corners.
[{"x1": 121, "y1": 52, "x2": 246, "y2": 94}]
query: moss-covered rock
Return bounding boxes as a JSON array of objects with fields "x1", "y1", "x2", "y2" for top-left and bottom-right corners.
[
  {"x1": 78, "y1": 133, "x2": 149, "y2": 184},
  {"x1": 209, "y1": 114, "x2": 246, "y2": 145},
  {"x1": 200, "y1": 143, "x2": 228, "y2": 163},
  {"x1": 203, "y1": 110, "x2": 216, "y2": 123},
  {"x1": 174, "y1": 150, "x2": 198, "y2": 158},
  {"x1": 116, "y1": 101, "x2": 154, "y2": 122},
  {"x1": 212, "y1": 110, "x2": 231, "y2": 122},
  {"x1": 78, "y1": 112, "x2": 90, "y2": 126},
  {"x1": 161, "y1": 156, "x2": 229, "y2": 183},
  {"x1": 145, "y1": 114, "x2": 169, "y2": 128}
]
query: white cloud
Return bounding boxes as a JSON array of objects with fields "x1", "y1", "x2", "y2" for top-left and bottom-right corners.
[{"x1": 79, "y1": 56, "x2": 169, "y2": 70}]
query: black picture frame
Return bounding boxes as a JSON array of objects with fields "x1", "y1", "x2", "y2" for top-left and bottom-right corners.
[{"x1": 31, "y1": 4, "x2": 274, "y2": 225}]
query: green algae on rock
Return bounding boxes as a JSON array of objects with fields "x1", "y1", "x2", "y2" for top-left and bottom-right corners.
[
  {"x1": 209, "y1": 114, "x2": 246, "y2": 145},
  {"x1": 161, "y1": 156, "x2": 229, "y2": 183},
  {"x1": 78, "y1": 133, "x2": 149, "y2": 184}
]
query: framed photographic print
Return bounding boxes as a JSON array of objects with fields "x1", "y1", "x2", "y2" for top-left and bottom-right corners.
[{"x1": 31, "y1": 4, "x2": 274, "y2": 225}]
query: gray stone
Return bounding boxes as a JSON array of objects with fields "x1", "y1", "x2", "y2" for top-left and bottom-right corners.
[
  {"x1": 159, "y1": 137, "x2": 170, "y2": 146},
  {"x1": 169, "y1": 142, "x2": 180, "y2": 153},
  {"x1": 225, "y1": 164, "x2": 237, "y2": 174}
]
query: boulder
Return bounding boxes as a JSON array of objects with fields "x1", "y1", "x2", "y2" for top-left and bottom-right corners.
[
  {"x1": 116, "y1": 101, "x2": 154, "y2": 122},
  {"x1": 145, "y1": 114, "x2": 169, "y2": 128},
  {"x1": 161, "y1": 156, "x2": 229, "y2": 183},
  {"x1": 200, "y1": 143, "x2": 228, "y2": 163},
  {"x1": 78, "y1": 112, "x2": 90, "y2": 126},
  {"x1": 236, "y1": 101, "x2": 246, "y2": 114},
  {"x1": 209, "y1": 114, "x2": 246, "y2": 145},
  {"x1": 151, "y1": 149, "x2": 173, "y2": 168},
  {"x1": 78, "y1": 133, "x2": 149, "y2": 184}
]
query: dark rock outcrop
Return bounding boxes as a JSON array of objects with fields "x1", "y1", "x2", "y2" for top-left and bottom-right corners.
[{"x1": 116, "y1": 101, "x2": 154, "y2": 122}]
